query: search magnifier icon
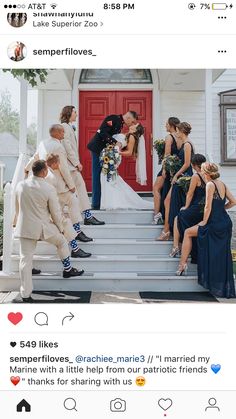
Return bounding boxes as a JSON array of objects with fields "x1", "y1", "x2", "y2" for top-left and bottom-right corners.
[{"x1": 64, "y1": 398, "x2": 77, "y2": 412}]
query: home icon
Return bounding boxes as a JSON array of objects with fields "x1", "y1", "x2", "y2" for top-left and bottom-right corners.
[{"x1": 16, "y1": 399, "x2": 31, "y2": 412}]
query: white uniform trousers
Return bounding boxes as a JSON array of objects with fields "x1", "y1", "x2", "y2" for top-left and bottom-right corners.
[
  {"x1": 19, "y1": 232, "x2": 69, "y2": 298},
  {"x1": 70, "y1": 170, "x2": 91, "y2": 212}
]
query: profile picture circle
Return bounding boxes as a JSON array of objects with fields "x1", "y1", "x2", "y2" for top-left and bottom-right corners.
[
  {"x1": 7, "y1": 41, "x2": 27, "y2": 62},
  {"x1": 7, "y1": 13, "x2": 27, "y2": 28}
]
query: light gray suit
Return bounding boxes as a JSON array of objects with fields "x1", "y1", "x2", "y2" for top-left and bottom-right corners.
[
  {"x1": 61, "y1": 122, "x2": 91, "y2": 211},
  {"x1": 15, "y1": 176, "x2": 70, "y2": 298}
]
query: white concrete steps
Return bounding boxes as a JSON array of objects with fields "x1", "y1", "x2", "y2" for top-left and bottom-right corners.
[
  {"x1": 12, "y1": 238, "x2": 173, "y2": 256},
  {"x1": 0, "y1": 209, "x2": 208, "y2": 293},
  {"x1": 10, "y1": 254, "x2": 197, "y2": 273},
  {"x1": 0, "y1": 271, "x2": 201, "y2": 292},
  {"x1": 82, "y1": 224, "x2": 162, "y2": 239},
  {"x1": 91, "y1": 209, "x2": 154, "y2": 224}
]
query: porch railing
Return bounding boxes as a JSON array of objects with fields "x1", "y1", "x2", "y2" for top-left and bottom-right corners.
[{"x1": 2, "y1": 153, "x2": 27, "y2": 274}]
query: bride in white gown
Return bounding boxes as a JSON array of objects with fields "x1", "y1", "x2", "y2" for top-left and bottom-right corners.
[{"x1": 100, "y1": 123, "x2": 153, "y2": 210}]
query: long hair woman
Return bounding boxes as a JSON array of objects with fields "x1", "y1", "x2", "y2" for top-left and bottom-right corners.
[
  {"x1": 176, "y1": 162, "x2": 236, "y2": 299},
  {"x1": 100, "y1": 124, "x2": 153, "y2": 210},
  {"x1": 170, "y1": 153, "x2": 206, "y2": 262},
  {"x1": 157, "y1": 122, "x2": 194, "y2": 240},
  {"x1": 153, "y1": 116, "x2": 180, "y2": 225}
]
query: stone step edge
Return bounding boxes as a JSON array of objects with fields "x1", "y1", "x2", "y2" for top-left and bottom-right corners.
[
  {"x1": 0, "y1": 272, "x2": 198, "y2": 280},
  {"x1": 12, "y1": 238, "x2": 171, "y2": 245},
  {"x1": 10, "y1": 255, "x2": 193, "y2": 262}
]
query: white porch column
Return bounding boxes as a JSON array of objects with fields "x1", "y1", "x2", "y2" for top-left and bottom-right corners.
[
  {"x1": 152, "y1": 70, "x2": 161, "y2": 183},
  {"x1": 205, "y1": 70, "x2": 214, "y2": 161},
  {"x1": 19, "y1": 78, "x2": 28, "y2": 154},
  {"x1": 37, "y1": 90, "x2": 43, "y2": 146}
]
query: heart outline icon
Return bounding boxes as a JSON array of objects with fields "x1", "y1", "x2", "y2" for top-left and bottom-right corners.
[
  {"x1": 158, "y1": 398, "x2": 173, "y2": 411},
  {"x1": 8, "y1": 312, "x2": 23, "y2": 325},
  {"x1": 211, "y1": 364, "x2": 221, "y2": 374},
  {"x1": 10, "y1": 376, "x2": 20, "y2": 386}
]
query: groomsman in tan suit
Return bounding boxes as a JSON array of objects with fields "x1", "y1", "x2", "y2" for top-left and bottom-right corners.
[
  {"x1": 60, "y1": 106, "x2": 105, "y2": 225},
  {"x1": 45, "y1": 153, "x2": 91, "y2": 258},
  {"x1": 15, "y1": 160, "x2": 84, "y2": 303},
  {"x1": 25, "y1": 124, "x2": 92, "y2": 243}
]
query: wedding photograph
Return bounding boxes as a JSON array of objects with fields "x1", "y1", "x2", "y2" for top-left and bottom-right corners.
[{"x1": 0, "y1": 68, "x2": 235, "y2": 304}]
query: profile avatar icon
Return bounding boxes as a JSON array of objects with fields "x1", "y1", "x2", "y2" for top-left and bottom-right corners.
[
  {"x1": 7, "y1": 13, "x2": 27, "y2": 28},
  {"x1": 7, "y1": 41, "x2": 27, "y2": 62},
  {"x1": 205, "y1": 397, "x2": 220, "y2": 412}
]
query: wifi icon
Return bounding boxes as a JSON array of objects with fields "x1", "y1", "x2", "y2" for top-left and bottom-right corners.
[{"x1": 50, "y1": 3, "x2": 57, "y2": 9}]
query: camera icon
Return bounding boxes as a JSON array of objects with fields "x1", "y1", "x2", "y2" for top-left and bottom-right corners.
[{"x1": 110, "y1": 398, "x2": 126, "y2": 412}]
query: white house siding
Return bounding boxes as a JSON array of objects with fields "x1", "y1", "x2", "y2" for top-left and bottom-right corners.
[
  {"x1": 41, "y1": 90, "x2": 71, "y2": 140},
  {"x1": 160, "y1": 81, "x2": 236, "y2": 196},
  {"x1": 160, "y1": 90, "x2": 206, "y2": 154},
  {"x1": 212, "y1": 69, "x2": 236, "y2": 196},
  {"x1": 158, "y1": 91, "x2": 206, "y2": 180}
]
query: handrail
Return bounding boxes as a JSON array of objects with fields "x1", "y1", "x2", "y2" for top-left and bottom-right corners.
[
  {"x1": 2, "y1": 153, "x2": 27, "y2": 274},
  {"x1": 2, "y1": 183, "x2": 12, "y2": 274}
]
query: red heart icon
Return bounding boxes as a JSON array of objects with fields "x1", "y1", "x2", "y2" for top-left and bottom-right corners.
[
  {"x1": 8, "y1": 312, "x2": 23, "y2": 325},
  {"x1": 11, "y1": 376, "x2": 20, "y2": 386}
]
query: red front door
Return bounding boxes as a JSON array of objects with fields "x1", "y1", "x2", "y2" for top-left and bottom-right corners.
[{"x1": 79, "y1": 90, "x2": 152, "y2": 192}]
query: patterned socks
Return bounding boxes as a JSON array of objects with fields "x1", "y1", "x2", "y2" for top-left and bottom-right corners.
[
  {"x1": 70, "y1": 239, "x2": 79, "y2": 252},
  {"x1": 73, "y1": 222, "x2": 81, "y2": 233},
  {"x1": 62, "y1": 256, "x2": 72, "y2": 272},
  {"x1": 83, "y1": 209, "x2": 92, "y2": 220}
]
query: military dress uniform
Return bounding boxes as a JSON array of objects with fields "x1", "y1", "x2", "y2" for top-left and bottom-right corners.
[{"x1": 87, "y1": 114, "x2": 124, "y2": 209}]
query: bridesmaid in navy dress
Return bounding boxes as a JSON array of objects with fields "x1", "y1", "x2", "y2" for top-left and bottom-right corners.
[
  {"x1": 153, "y1": 117, "x2": 180, "y2": 225},
  {"x1": 177, "y1": 162, "x2": 236, "y2": 299},
  {"x1": 157, "y1": 122, "x2": 194, "y2": 240},
  {"x1": 170, "y1": 154, "x2": 206, "y2": 262}
]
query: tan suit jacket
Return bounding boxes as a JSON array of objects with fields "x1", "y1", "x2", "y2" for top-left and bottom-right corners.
[
  {"x1": 61, "y1": 123, "x2": 80, "y2": 170},
  {"x1": 15, "y1": 176, "x2": 65, "y2": 240},
  {"x1": 25, "y1": 137, "x2": 75, "y2": 190}
]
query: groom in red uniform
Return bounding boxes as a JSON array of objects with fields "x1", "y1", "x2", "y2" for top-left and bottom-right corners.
[{"x1": 87, "y1": 111, "x2": 138, "y2": 209}]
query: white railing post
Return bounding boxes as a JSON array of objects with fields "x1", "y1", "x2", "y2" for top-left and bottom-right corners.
[
  {"x1": 2, "y1": 183, "x2": 13, "y2": 274},
  {"x1": 2, "y1": 153, "x2": 27, "y2": 275}
]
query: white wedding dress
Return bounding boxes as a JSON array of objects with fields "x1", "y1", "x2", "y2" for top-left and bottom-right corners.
[{"x1": 100, "y1": 134, "x2": 153, "y2": 210}]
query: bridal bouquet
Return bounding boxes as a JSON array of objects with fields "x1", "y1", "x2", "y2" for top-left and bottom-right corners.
[
  {"x1": 163, "y1": 155, "x2": 182, "y2": 179},
  {"x1": 176, "y1": 175, "x2": 192, "y2": 194},
  {"x1": 100, "y1": 145, "x2": 121, "y2": 182},
  {"x1": 153, "y1": 139, "x2": 165, "y2": 164}
]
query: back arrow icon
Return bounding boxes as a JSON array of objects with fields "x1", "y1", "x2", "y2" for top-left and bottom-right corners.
[{"x1": 62, "y1": 312, "x2": 75, "y2": 325}]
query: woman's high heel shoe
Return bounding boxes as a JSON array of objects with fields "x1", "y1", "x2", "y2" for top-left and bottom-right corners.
[
  {"x1": 176, "y1": 263, "x2": 188, "y2": 276},
  {"x1": 156, "y1": 231, "x2": 170, "y2": 241},
  {"x1": 169, "y1": 247, "x2": 181, "y2": 258}
]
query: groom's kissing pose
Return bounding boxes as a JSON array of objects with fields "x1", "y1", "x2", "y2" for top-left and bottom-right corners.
[{"x1": 87, "y1": 111, "x2": 138, "y2": 209}]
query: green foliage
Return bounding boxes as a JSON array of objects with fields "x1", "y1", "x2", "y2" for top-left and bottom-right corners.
[
  {"x1": 3, "y1": 69, "x2": 48, "y2": 87},
  {"x1": 0, "y1": 90, "x2": 20, "y2": 138}
]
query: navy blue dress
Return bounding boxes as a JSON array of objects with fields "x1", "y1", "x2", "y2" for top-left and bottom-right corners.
[
  {"x1": 160, "y1": 135, "x2": 179, "y2": 218},
  {"x1": 168, "y1": 142, "x2": 194, "y2": 231},
  {"x1": 157, "y1": 134, "x2": 178, "y2": 177},
  {"x1": 198, "y1": 182, "x2": 235, "y2": 298},
  {"x1": 177, "y1": 173, "x2": 206, "y2": 263}
]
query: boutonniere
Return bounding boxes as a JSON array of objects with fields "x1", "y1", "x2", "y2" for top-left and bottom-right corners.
[
  {"x1": 106, "y1": 120, "x2": 113, "y2": 127},
  {"x1": 72, "y1": 125, "x2": 76, "y2": 132}
]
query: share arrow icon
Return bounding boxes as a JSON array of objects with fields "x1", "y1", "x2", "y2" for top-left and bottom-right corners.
[{"x1": 62, "y1": 312, "x2": 75, "y2": 326}]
